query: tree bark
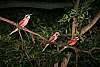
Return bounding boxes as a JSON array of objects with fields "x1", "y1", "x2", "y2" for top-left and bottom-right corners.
[
  {"x1": 60, "y1": 57, "x2": 68, "y2": 67},
  {"x1": 72, "y1": 17, "x2": 78, "y2": 38},
  {"x1": 60, "y1": 53, "x2": 71, "y2": 67}
]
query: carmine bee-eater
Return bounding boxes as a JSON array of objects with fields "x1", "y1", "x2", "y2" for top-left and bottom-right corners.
[
  {"x1": 60, "y1": 37, "x2": 79, "y2": 52},
  {"x1": 9, "y1": 14, "x2": 32, "y2": 35},
  {"x1": 42, "y1": 32, "x2": 60, "y2": 52},
  {"x1": 68, "y1": 37, "x2": 79, "y2": 46}
]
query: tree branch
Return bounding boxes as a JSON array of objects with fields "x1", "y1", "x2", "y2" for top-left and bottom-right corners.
[
  {"x1": 74, "y1": 0, "x2": 80, "y2": 9},
  {"x1": 80, "y1": 11, "x2": 100, "y2": 35},
  {"x1": 60, "y1": 56, "x2": 71, "y2": 67},
  {"x1": 72, "y1": 17, "x2": 78, "y2": 38}
]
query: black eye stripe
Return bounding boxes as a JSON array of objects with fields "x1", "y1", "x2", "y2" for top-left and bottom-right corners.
[
  {"x1": 26, "y1": 16, "x2": 28, "y2": 17},
  {"x1": 56, "y1": 34, "x2": 59, "y2": 35}
]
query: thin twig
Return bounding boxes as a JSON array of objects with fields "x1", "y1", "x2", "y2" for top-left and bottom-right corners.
[
  {"x1": 18, "y1": 30, "x2": 24, "y2": 42},
  {"x1": 23, "y1": 28, "x2": 48, "y2": 42},
  {"x1": 89, "y1": 47, "x2": 100, "y2": 60},
  {"x1": 30, "y1": 33, "x2": 35, "y2": 46},
  {"x1": 24, "y1": 31, "x2": 30, "y2": 42}
]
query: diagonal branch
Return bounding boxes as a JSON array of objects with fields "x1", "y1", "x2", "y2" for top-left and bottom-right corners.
[
  {"x1": 0, "y1": 16, "x2": 18, "y2": 27},
  {"x1": 80, "y1": 11, "x2": 100, "y2": 35}
]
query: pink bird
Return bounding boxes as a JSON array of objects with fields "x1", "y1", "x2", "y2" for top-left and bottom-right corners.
[
  {"x1": 42, "y1": 32, "x2": 60, "y2": 52},
  {"x1": 68, "y1": 37, "x2": 79, "y2": 46},
  {"x1": 9, "y1": 14, "x2": 32, "y2": 35},
  {"x1": 49, "y1": 32, "x2": 60, "y2": 43}
]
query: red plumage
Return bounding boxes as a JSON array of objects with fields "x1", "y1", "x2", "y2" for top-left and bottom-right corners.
[
  {"x1": 18, "y1": 15, "x2": 30, "y2": 27},
  {"x1": 9, "y1": 14, "x2": 31, "y2": 35},
  {"x1": 68, "y1": 37, "x2": 79, "y2": 46}
]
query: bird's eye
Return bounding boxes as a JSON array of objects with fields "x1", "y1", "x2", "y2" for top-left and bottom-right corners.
[{"x1": 56, "y1": 34, "x2": 59, "y2": 36}]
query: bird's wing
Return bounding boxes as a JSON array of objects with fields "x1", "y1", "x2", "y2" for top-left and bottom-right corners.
[
  {"x1": 49, "y1": 36, "x2": 55, "y2": 43},
  {"x1": 68, "y1": 39, "x2": 74, "y2": 44},
  {"x1": 68, "y1": 39, "x2": 77, "y2": 46},
  {"x1": 18, "y1": 19, "x2": 25, "y2": 26}
]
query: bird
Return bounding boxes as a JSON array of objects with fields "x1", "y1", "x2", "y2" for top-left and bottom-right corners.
[
  {"x1": 9, "y1": 14, "x2": 32, "y2": 35},
  {"x1": 68, "y1": 37, "x2": 79, "y2": 46},
  {"x1": 60, "y1": 37, "x2": 79, "y2": 52},
  {"x1": 42, "y1": 32, "x2": 60, "y2": 52},
  {"x1": 49, "y1": 32, "x2": 60, "y2": 44}
]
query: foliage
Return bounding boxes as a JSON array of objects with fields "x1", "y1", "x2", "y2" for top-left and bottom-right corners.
[{"x1": 0, "y1": 0, "x2": 100, "y2": 67}]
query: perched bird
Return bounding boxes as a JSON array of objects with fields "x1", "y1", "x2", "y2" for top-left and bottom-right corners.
[
  {"x1": 60, "y1": 37, "x2": 79, "y2": 52},
  {"x1": 68, "y1": 37, "x2": 79, "y2": 46},
  {"x1": 9, "y1": 14, "x2": 32, "y2": 35},
  {"x1": 42, "y1": 32, "x2": 60, "y2": 52},
  {"x1": 49, "y1": 32, "x2": 60, "y2": 44}
]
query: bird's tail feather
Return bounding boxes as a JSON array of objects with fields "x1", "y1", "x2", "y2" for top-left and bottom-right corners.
[
  {"x1": 9, "y1": 28, "x2": 19, "y2": 35},
  {"x1": 42, "y1": 44, "x2": 49, "y2": 52}
]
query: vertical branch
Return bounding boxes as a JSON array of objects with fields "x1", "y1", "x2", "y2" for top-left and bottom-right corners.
[
  {"x1": 74, "y1": 0, "x2": 80, "y2": 9},
  {"x1": 72, "y1": 0, "x2": 80, "y2": 38},
  {"x1": 75, "y1": 48, "x2": 80, "y2": 67},
  {"x1": 18, "y1": 30, "x2": 24, "y2": 42},
  {"x1": 72, "y1": 17, "x2": 77, "y2": 38},
  {"x1": 60, "y1": 53, "x2": 72, "y2": 67},
  {"x1": 54, "y1": 63, "x2": 58, "y2": 67},
  {"x1": 60, "y1": 57, "x2": 68, "y2": 67}
]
